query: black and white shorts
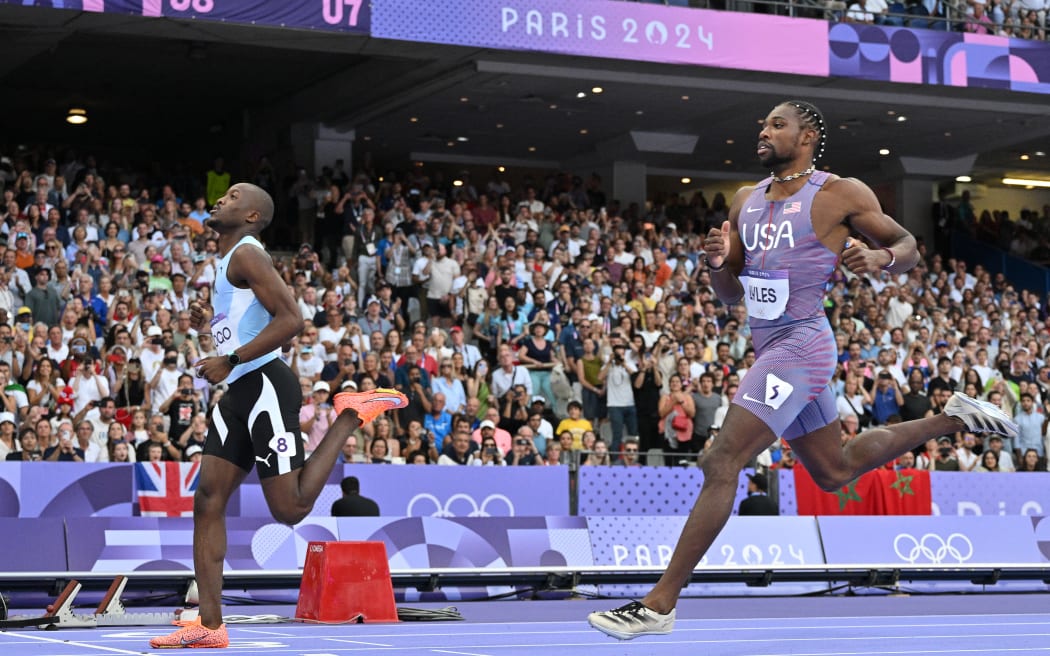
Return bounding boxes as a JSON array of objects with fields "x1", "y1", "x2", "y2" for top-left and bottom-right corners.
[{"x1": 204, "y1": 359, "x2": 304, "y2": 479}]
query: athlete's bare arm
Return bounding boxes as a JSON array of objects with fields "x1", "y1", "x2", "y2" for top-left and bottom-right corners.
[
  {"x1": 194, "y1": 245, "x2": 304, "y2": 383},
  {"x1": 704, "y1": 185, "x2": 750, "y2": 305},
  {"x1": 828, "y1": 178, "x2": 918, "y2": 276}
]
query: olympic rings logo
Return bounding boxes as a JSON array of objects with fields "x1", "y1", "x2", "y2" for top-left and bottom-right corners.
[
  {"x1": 892, "y1": 532, "x2": 974, "y2": 564},
  {"x1": 406, "y1": 493, "x2": 516, "y2": 517}
]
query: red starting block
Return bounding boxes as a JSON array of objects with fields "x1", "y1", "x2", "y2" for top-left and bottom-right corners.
[{"x1": 295, "y1": 541, "x2": 398, "y2": 623}]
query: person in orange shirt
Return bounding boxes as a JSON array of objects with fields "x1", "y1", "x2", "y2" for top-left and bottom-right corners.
[
  {"x1": 652, "y1": 249, "x2": 673, "y2": 288},
  {"x1": 13, "y1": 233, "x2": 35, "y2": 270}
]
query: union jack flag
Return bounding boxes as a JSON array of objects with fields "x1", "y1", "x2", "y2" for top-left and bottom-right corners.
[
  {"x1": 783, "y1": 201, "x2": 802, "y2": 215},
  {"x1": 135, "y1": 462, "x2": 200, "y2": 517}
]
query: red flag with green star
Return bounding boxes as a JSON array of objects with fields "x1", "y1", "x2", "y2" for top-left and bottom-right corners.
[{"x1": 793, "y1": 464, "x2": 931, "y2": 515}]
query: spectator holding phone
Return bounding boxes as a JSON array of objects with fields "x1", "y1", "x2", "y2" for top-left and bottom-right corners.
[{"x1": 470, "y1": 435, "x2": 507, "y2": 466}]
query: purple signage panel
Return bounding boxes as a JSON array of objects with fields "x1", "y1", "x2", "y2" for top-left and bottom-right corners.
[
  {"x1": 932, "y1": 471, "x2": 1050, "y2": 516},
  {"x1": 820, "y1": 515, "x2": 1043, "y2": 565},
  {"x1": 586, "y1": 515, "x2": 827, "y2": 596},
  {"x1": 0, "y1": 462, "x2": 133, "y2": 518},
  {"x1": 0, "y1": 0, "x2": 370, "y2": 34},
  {"x1": 346, "y1": 464, "x2": 570, "y2": 517},
  {"x1": 0, "y1": 518, "x2": 66, "y2": 571},
  {"x1": 820, "y1": 515, "x2": 1048, "y2": 592},
  {"x1": 578, "y1": 467, "x2": 752, "y2": 516},
  {"x1": 373, "y1": 0, "x2": 829, "y2": 78},
  {"x1": 829, "y1": 23, "x2": 1050, "y2": 94}
]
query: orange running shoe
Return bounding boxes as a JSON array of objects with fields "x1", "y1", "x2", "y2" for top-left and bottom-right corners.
[
  {"x1": 150, "y1": 618, "x2": 229, "y2": 649},
  {"x1": 333, "y1": 388, "x2": 408, "y2": 424}
]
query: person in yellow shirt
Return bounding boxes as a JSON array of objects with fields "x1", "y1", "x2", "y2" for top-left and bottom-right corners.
[
  {"x1": 555, "y1": 400, "x2": 593, "y2": 450},
  {"x1": 205, "y1": 157, "x2": 231, "y2": 207}
]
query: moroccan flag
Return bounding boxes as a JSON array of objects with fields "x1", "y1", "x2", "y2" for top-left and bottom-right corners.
[{"x1": 794, "y1": 464, "x2": 931, "y2": 515}]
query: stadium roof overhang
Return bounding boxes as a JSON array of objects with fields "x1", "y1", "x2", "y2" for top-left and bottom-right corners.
[{"x1": 1, "y1": 4, "x2": 1049, "y2": 186}]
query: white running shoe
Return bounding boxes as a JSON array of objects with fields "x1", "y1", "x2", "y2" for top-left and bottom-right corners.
[
  {"x1": 943, "y1": 392, "x2": 1019, "y2": 438},
  {"x1": 588, "y1": 601, "x2": 675, "y2": 640}
]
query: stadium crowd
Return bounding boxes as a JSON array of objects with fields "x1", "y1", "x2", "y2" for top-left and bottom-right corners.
[
  {"x1": 627, "y1": 0, "x2": 1050, "y2": 40},
  {"x1": 0, "y1": 152, "x2": 1050, "y2": 474}
]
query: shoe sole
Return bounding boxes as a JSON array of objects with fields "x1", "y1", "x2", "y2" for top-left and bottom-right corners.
[
  {"x1": 587, "y1": 618, "x2": 673, "y2": 641},
  {"x1": 951, "y1": 394, "x2": 1019, "y2": 438}
]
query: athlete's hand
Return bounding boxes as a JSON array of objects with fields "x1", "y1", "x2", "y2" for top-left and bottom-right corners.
[
  {"x1": 189, "y1": 301, "x2": 214, "y2": 333},
  {"x1": 841, "y1": 239, "x2": 891, "y2": 275},
  {"x1": 704, "y1": 221, "x2": 732, "y2": 270},
  {"x1": 194, "y1": 355, "x2": 232, "y2": 384}
]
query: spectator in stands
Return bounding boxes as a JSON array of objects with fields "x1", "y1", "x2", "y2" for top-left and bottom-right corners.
[
  {"x1": 439, "y1": 430, "x2": 473, "y2": 465},
  {"x1": 615, "y1": 436, "x2": 641, "y2": 467},
  {"x1": 1013, "y1": 392, "x2": 1043, "y2": 461},
  {"x1": 974, "y1": 448, "x2": 1000, "y2": 473},
  {"x1": 1018, "y1": 448, "x2": 1046, "y2": 472},
  {"x1": 986, "y1": 435, "x2": 1016, "y2": 471}
]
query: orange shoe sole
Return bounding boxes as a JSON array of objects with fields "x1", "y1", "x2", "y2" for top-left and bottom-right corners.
[{"x1": 333, "y1": 388, "x2": 409, "y2": 424}]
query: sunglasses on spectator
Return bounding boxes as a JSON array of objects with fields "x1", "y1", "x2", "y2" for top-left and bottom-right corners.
[{"x1": 624, "y1": 448, "x2": 638, "y2": 453}]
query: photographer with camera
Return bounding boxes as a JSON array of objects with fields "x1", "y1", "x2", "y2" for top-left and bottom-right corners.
[
  {"x1": 470, "y1": 435, "x2": 507, "y2": 467},
  {"x1": 158, "y1": 373, "x2": 201, "y2": 447},
  {"x1": 598, "y1": 338, "x2": 638, "y2": 453},
  {"x1": 44, "y1": 420, "x2": 84, "y2": 462}
]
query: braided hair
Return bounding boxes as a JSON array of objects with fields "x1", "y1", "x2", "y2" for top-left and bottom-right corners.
[{"x1": 784, "y1": 100, "x2": 827, "y2": 163}]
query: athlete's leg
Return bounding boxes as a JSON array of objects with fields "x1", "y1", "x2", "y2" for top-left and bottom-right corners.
[
  {"x1": 194, "y1": 455, "x2": 249, "y2": 629},
  {"x1": 261, "y1": 409, "x2": 362, "y2": 525},
  {"x1": 790, "y1": 413, "x2": 962, "y2": 491},
  {"x1": 641, "y1": 404, "x2": 776, "y2": 613}
]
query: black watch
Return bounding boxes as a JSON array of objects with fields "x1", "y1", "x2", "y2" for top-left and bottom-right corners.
[{"x1": 227, "y1": 352, "x2": 241, "y2": 366}]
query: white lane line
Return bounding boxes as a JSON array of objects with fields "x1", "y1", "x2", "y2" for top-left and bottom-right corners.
[
  {"x1": 204, "y1": 634, "x2": 1050, "y2": 653},
  {"x1": 0, "y1": 631, "x2": 145, "y2": 655},
  {"x1": 751, "y1": 649, "x2": 1050, "y2": 656},
  {"x1": 432, "y1": 650, "x2": 492, "y2": 656},
  {"x1": 238, "y1": 628, "x2": 296, "y2": 636},
  {"x1": 325, "y1": 637, "x2": 395, "y2": 647}
]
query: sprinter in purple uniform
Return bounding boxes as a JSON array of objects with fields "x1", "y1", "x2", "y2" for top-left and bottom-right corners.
[{"x1": 589, "y1": 100, "x2": 1019, "y2": 640}]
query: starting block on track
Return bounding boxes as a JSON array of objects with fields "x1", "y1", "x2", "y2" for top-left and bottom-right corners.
[
  {"x1": 0, "y1": 576, "x2": 178, "y2": 630},
  {"x1": 295, "y1": 541, "x2": 398, "y2": 623}
]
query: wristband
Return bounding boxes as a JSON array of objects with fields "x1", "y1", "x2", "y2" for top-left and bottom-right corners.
[{"x1": 881, "y1": 247, "x2": 896, "y2": 270}]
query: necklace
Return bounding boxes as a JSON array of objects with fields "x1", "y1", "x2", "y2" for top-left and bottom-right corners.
[{"x1": 771, "y1": 165, "x2": 815, "y2": 183}]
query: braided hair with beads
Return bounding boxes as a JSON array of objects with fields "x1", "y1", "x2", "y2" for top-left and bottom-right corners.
[{"x1": 785, "y1": 100, "x2": 827, "y2": 163}]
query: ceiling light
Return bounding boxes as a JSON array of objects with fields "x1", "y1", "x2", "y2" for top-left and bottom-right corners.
[
  {"x1": 456, "y1": 136, "x2": 469, "y2": 142},
  {"x1": 591, "y1": 86, "x2": 604, "y2": 94},
  {"x1": 725, "y1": 139, "x2": 734, "y2": 145},
  {"x1": 579, "y1": 129, "x2": 588, "y2": 135},
  {"x1": 896, "y1": 115, "x2": 907, "y2": 122},
  {"x1": 1003, "y1": 177, "x2": 1050, "y2": 188},
  {"x1": 409, "y1": 117, "x2": 418, "y2": 123},
  {"x1": 576, "y1": 92, "x2": 586, "y2": 99},
  {"x1": 879, "y1": 148, "x2": 890, "y2": 156},
  {"x1": 944, "y1": 132, "x2": 952, "y2": 137},
  {"x1": 839, "y1": 124, "x2": 848, "y2": 130},
  {"x1": 886, "y1": 110, "x2": 896, "y2": 115},
  {"x1": 459, "y1": 97, "x2": 469, "y2": 102},
  {"x1": 378, "y1": 176, "x2": 384, "y2": 182},
  {"x1": 1020, "y1": 154, "x2": 1030, "y2": 160},
  {"x1": 1036, "y1": 151, "x2": 1046, "y2": 157},
  {"x1": 362, "y1": 136, "x2": 371, "y2": 141},
  {"x1": 724, "y1": 159, "x2": 732, "y2": 165},
  {"x1": 496, "y1": 123, "x2": 504, "y2": 129},
  {"x1": 549, "y1": 104, "x2": 558, "y2": 110},
  {"x1": 452, "y1": 180, "x2": 463, "y2": 187},
  {"x1": 528, "y1": 146, "x2": 536, "y2": 152},
  {"x1": 446, "y1": 141, "x2": 455, "y2": 147},
  {"x1": 955, "y1": 175, "x2": 972, "y2": 183},
  {"x1": 635, "y1": 110, "x2": 644, "y2": 115},
  {"x1": 497, "y1": 166, "x2": 506, "y2": 173},
  {"x1": 66, "y1": 108, "x2": 88, "y2": 125},
  {"x1": 680, "y1": 177, "x2": 691, "y2": 184},
  {"x1": 681, "y1": 95, "x2": 690, "y2": 101}
]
